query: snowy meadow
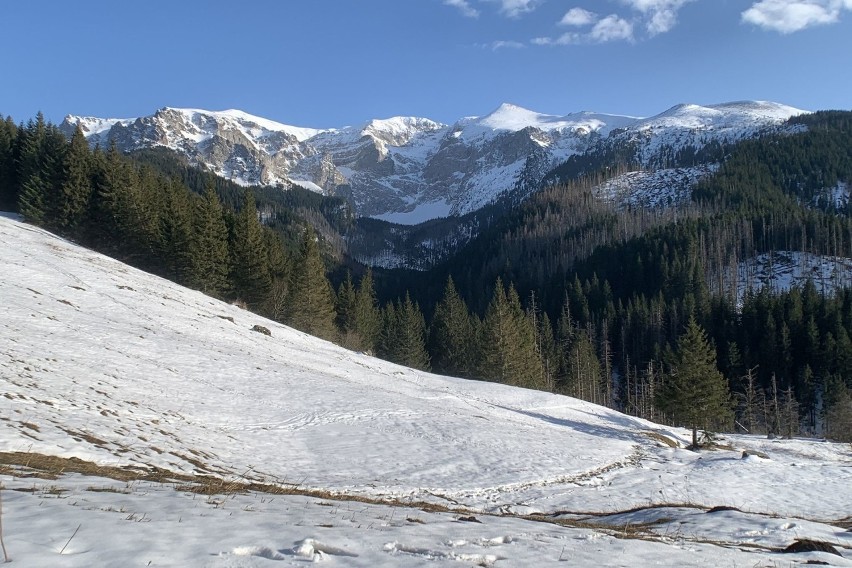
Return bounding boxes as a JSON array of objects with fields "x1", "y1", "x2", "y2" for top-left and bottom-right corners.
[{"x1": 1, "y1": 214, "x2": 851, "y2": 566}]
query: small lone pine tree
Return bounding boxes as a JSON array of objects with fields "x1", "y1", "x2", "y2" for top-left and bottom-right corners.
[{"x1": 659, "y1": 319, "x2": 733, "y2": 449}]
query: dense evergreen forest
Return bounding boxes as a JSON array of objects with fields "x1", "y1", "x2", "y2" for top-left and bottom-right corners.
[{"x1": 2, "y1": 110, "x2": 850, "y2": 444}]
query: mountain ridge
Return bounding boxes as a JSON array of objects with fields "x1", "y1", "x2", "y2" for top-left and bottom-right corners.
[{"x1": 62, "y1": 100, "x2": 807, "y2": 224}]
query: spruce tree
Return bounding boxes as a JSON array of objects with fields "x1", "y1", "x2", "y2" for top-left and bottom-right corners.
[
  {"x1": 659, "y1": 319, "x2": 733, "y2": 448},
  {"x1": 16, "y1": 113, "x2": 50, "y2": 223},
  {"x1": 230, "y1": 190, "x2": 272, "y2": 310},
  {"x1": 382, "y1": 293, "x2": 430, "y2": 371},
  {"x1": 57, "y1": 125, "x2": 93, "y2": 234},
  {"x1": 0, "y1": 116, "x2": 18, "y2": 211},
  {"x1": 430, "y1": 276, "x2": 476, "y2": 377},
  {"x1": 355, "y1": 269, "x2": 381, "y2": 353},
  {"x1": 155, "y1": 180, "x2": 194, "y2": 281},
  {"x1": 286, "y1": 225, "x2": 336, "y2": 341},
  {"x1": 87, "y1": 143, "x2": 136, "y2": 252},
  {"x1": 336, "y1": 272, "x2": 362, "y2": 350},
  {"x1": 478, "y1": 278, "x2": 545, "y2": 390},
  {"x1": 187, "y1": 181, "x2": 230, "y2": 297},
  {"x1": 825, "y1": 385, "x2": 852, "y2": 442},
  {"x1": 563, "y1": 328, "x2": 603, "y2": 402},
  {"x1": 537, "y1": 312, "x2": 558, "y2": 391},
  {"x1": 262, "y1": 228, "x2": 291, "y2": 320}
]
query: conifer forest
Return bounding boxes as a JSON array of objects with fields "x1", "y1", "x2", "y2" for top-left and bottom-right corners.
[{"x1": 2, "y1": 110, "x2": 851, "y2": 443}]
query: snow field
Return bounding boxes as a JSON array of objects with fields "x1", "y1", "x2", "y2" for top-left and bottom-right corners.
[{"x1": 1, "y1": 213, "x2": 851, "y2": 566}]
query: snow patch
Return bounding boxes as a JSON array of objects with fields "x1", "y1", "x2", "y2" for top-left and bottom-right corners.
[{"x1": 373, "y1": 200, "x2": 453, "y2": 225}]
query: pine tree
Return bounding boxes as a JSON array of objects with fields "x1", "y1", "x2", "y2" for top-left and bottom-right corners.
[
  {"x1": 155, "y1": 180, "x2": 194, "y2": 282},
  {"x1": 336, "y1": 272, "x2": 362, "y2": 350},
  {"x1": 87, "y1": 143, "x2": 136, "y2": 252},
  {"x1": 478, "y1": 278, "x2": 545, "y2": 390},
  {"x1": 230, "y1": 190, "x2": 272, "y2": 310},
  {"x1": 187, "y1": 181, "x2": 230, "y2": 297},
  {"x1": 659, "y1": 318, "x2": 733, "y2": 448},
  {"x1": 825, "y1": 385, "x2": 852, "y2": 442},
  {"x1": 536, "y1": 311, "x2": 559, "y2": 392},
  {"x1": 286, "y1": 225, "x2": 336, "y2": 340},
  {"x1": 780, "y1": 385, "x2": 800, "y2": 438},
  {"x1": 354, "y1": 269, "x2": 381, "y2": 353},
  {"x1": 563, "y1": 328, "x2": 603, "y2": 402},
  {"x1": 262, "y1": 228, "x2": 291, "y2": 319},
  {"x1": 430, "y1": 276, "x2": 476, "y2": 378},
  {"x1": 381, "y1": 293, "x2": 430, "y2": 371},
  {"x1": 16, "y1": 113, "x2": 50, "y2": 223},
  {"x1": 736, "y1": 366, "x2": 764, "y2": 435},
  {"x1": 0, "y1": 116, "x2": 18, "y2": 211},
  {"x1": 57, "y1": 125, "x2": 93, "y2": 234}
]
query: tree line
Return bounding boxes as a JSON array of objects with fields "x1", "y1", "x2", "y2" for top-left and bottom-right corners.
[{"x1": 2, "y1": 110, "x2": 850, "y2": 444}]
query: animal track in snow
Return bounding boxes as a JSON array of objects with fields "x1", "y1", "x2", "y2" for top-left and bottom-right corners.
[{"x1": 384, "y1": 542, "x2": 503, "y2": 565}]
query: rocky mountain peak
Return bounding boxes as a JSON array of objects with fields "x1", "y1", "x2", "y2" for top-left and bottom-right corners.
[{"x1": 64, "y1": 101, "x2": 807, "y2": 224}]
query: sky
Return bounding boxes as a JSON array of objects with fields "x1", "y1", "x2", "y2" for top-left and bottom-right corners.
[{"x1": 1, "y1": 0, "x2": 851, "y2": 128}]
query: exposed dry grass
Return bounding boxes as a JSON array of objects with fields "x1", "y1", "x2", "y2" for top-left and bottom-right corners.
[
  {"x1": 57, "y1": 427, "x2": 109, "y2": 448},
  {"x1": 642, "y1": 431, "x2": 679, "y2": 448},
  {"x1": 3, "y1": 449, "x2": 849, "y2": 547},
  {"x1": 0, "y1": 451, "x2": 184, "y2": 484},
  {"x1": 835, "y1": 517, "x2": 852, "y2": 530}
]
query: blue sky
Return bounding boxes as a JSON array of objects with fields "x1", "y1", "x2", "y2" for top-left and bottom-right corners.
[{"x1": 2, "y1": 0, "x2": 850, "y2": 128}]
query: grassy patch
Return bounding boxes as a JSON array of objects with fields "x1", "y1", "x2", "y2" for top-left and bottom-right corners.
[
  {"x1": 643, "y1": 431, "x2": 679, "y2": 448},
  {"x1": 87, "y1": 485, "x2": 132, "y2": 494},
  {"x1": 0, "y1": 451, "x2": 184, "y2": 484},
  {"x1": 59, "y1": 427, "x2": 110, "y2": 448}
]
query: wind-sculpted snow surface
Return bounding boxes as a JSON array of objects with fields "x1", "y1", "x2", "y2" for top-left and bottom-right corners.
[{"x1": 2, "y1": 214, "x2": 851, "y2": 566}]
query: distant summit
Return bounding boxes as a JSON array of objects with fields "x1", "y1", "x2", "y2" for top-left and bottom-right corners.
[{"x1": 62, "y1": 100, "x2": 807, "y2": 224}]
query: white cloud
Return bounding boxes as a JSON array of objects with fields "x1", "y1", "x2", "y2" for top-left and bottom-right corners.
[
  {"x1": 559, "y1": 7, "x2": 599, "y2": 26},
  {"x1": 490, "y1": 40, "x2": 526, "y2": 49},
  {"x1": 444, "y1": 0, "x2": 479, "y2": 18},
  {"x1": 532, "y1": 32, "x2": 582, "y2": 45},
  {"x1": 590, "y1": 14, "x2": 635, "y2": 42},
  {"x1": 535, "y1": 10, "x2": 636, "y2": 45},
  {"x1": 742, "y1": 0, "x2": 852, "y2": 33},
  {"x1": 531, "y1": 36, "x2": 555, "y2": 45},
  {"x1": 620, "y1": 0, "x2": 693, "y2": 35},
  {"x1": 494, "y1": 0, "x2": 539, "y2": 18}
]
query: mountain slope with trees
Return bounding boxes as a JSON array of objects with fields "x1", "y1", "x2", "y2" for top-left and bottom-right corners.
[{"x1": 2, "y1": 108, "x2": 851, "y2": 442}]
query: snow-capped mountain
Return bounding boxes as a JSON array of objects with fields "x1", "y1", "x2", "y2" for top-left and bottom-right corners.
[
  {"x1": 610, "y1": 101, "x2": 808, "y2": 166},
  {"x1": 62, "y1": 101, "x2": 807, "y2": 223}
]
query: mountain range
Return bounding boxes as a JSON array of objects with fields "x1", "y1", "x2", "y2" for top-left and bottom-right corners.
[{"x1": 62, "y1": 100, "x2": 806, "y2": 224}]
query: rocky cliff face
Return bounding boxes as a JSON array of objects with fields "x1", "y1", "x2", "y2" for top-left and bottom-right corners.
[{"x1": 62, "y1": 101, "x2": 807, "y2": 224}]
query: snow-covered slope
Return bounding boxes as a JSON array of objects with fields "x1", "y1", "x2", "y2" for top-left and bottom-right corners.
[
  {"x1": 608, "y1": 100, "x2": 807, "y2": 166},
  {"x1": 2, "y1": 214, "x2": 851, "y2": 566},
  {"x1": 62, "y1": 101, "x2": 807, "y2": 224},
  {"x1": 592, "y1": 164, "x2": 719, "y2": 208},
  {"x1": 722, "y1": 251, "x2": 852, "y2": 307}
]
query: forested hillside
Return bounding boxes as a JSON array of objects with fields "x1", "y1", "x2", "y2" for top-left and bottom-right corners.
[
  {"x1": 381, "y1": 111, "x2": 852, "y2": 436},
  {"x1": 2, "y1": 110, "x2": 850, "y2": 441}
]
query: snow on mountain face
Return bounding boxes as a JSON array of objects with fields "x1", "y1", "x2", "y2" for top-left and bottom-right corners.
[
  {"x1": 607, "y1": 101, "x2": 808, "y2": 166},
  {"x1": 632, "y1": 101, "x2": 804, "y2": 132},
  {"x1": 62, "y1": 101, "x2": 807, "y2": 223},
  {"x1": 593, "y1": 164, "x2": 719, "y2": 209},
  {"x1": 729, "y1": 251, "x2": 852, "y2": 307},
  {"x1": 461, "y1": 103, "x2": 638, "y2": 140}
]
